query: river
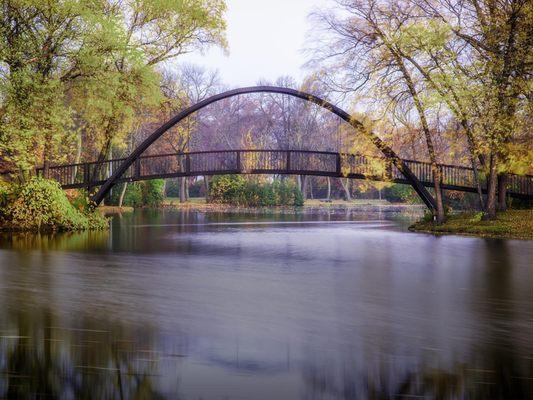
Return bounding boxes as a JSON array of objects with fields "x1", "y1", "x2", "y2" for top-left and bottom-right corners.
[{"x1": 1, "y1": 208, "x2": 532, "y2": 399}]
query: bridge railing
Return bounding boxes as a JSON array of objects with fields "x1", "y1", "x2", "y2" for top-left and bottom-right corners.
[
  {"x1": 25, "y1": 149, "x2": 532, "y2": 198},
  {"x1": 36, "y1": 158, "x2": 135, "y2": 187}
]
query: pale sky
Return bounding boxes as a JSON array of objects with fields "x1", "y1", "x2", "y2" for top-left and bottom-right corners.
[{"x1": 180, "y1": 0, "x2": 331, "y2": 87}]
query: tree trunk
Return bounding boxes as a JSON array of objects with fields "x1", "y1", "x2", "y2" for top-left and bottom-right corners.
[
  {"x1": 203, "y1": 176, "x2": 210, "y2": 201},
  {"x1": 432, "y1": 166, "x2": 446, "y2": 224},
  {"x1": 497, "y1": 173, "x2": 508, "y2": 212},
  {"x1": 42, "y1": 132, "x2": 53, "y2": 179},
  {"x1": 340, "y1": 178, "x2": 351, "y2": 201},
  {"x1": 391, "y1": 50, "x2": 444, "y2": 222},
  {"x1": 91, "y1": 136, "x2": 112, "y2": 183},
  {"x1": 299, "y1": 175, "x2": 308, "y2": 200},
  {"x1": 179, "y1": 177, "x2": 187, "y2": 203},
  {"x1": 118, "y1": 182, "x2": 128, "y2": 207},
  {"x1": 72, "y1": 131, "x2": 82, "y2": 185},
  {"x1": 326, "y1": 177, "x2": 331, "y2": 200},
  {"x1": 484, "y1": 153, "x2": 498, "y2": 220},
  {"x1": 470, "y1": 155, "x2": 485, "y2": 210}
]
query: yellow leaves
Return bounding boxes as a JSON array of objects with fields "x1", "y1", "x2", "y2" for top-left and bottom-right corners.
[{"x1": 398, "y1": 20, "x2": 451, "y2": 53}]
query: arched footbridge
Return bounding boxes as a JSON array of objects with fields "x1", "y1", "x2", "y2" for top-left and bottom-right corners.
[
  {"x1": 31, "y1": 86, "x2": 533, "y2": 207},
  {"x1": 37, "y1": 149, "x2": 533, "y2": 204}
]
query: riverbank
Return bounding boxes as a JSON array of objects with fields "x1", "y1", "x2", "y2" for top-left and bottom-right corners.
[
  {"x1": 97, "y1": 205, "x2": 134, "y2": 215},
  {"x1": 410, "y1": 210, "x2": 533, "y2": 240},
  {"x1": 162, "y1": 197, "x2": 426, "y2": 214}
]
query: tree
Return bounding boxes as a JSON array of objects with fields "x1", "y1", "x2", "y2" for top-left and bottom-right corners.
[
  {"x1": 0, "y1": 0, "x2": 227, "y2": 186},
  {"x1": 158, "y1": 64, "x2": 222, "y2": 202},
  {"x1": 310, "y1": 0, "x2": 447, "y2": 222},
  {"x1": 0, "y1": 0, "x2": 109, "y2": 177},
  {"x1": 413, "y1": 0, "x2": 532, "y2": 217}
]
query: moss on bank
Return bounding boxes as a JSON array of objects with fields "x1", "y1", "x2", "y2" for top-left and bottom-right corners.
[
  {"x1": 0, "y1": 178, "x2": 108, "y2": 232},
  {"x1": 410, "y1": 210, "x2": 533, "y2": 240}
]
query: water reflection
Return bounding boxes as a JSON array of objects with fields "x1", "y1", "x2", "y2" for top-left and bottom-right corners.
[
  {"x1": 0, "y1": 230, "x2": 110, "y2": 252},
  {"x1": 1, "y1": 209, "x2": 532, "y2": 399},
  {"x1": 1, "y1": 310, "x2": 169, "y2": 399}
]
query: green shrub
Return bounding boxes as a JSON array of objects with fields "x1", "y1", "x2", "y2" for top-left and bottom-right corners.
[
  {"x1": 384, "y1": 184, "x2": 422, "y2": 204},
  {"x1": 0, "y1": 180, "x2": 11, "y2": 210},
  {"x1": 107, "y1": 180, "x2": 164, "y2": 208},
  {"x1": 1, "y1": 177, "x2": 107, "y2": 232},
  {"x1": 209, "y1": 176, "x2": 303, "y2": 207},
  {"x1": 123, "y1": 183, "x2": 143, "y2": 207},
  {"x1": 142, "y1": 179, "x2": 165, "y2": 207},
  {"x1": 165, "y1": 179, "x2": 181, "y2": 197},
  {"x1": 165, "y1": 178, "x2": 204, "y2": 198}
]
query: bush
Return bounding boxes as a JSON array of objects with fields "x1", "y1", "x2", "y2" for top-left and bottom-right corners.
[
  {"x1": 123, "y1": 183, "x2": 143, "y2": 207},
  {"x1": 142, "y1": 179, "x2": 165, "y2": 207},
  {"x1": 0, "y1": 180, "x2": 10, "y2": 210},
  {"x1": 165, "y1": 179, "x2": 181, "y2": 198},
  {"x1": 0, "y1": 177, "x2": 107, "y2": 232},
  {"x1": 209, "y1": 175, "x2": 303, "y2": 207},
  {"x1": 165, "y1": 178, "x2": 205, "y2": 199},
  {"x1": 384, "y1": 184, "x2": 422, "y2": 204},
  {"x1": 107, "y1": 179, "x2": 164, "y2": 208}
]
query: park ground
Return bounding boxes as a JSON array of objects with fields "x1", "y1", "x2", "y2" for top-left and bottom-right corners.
[{"x1": 410, "y1": 209, "x2": 533, "y2": 240}]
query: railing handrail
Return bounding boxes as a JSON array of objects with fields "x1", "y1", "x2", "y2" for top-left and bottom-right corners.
[{"x1": 32, "y1": 149, "x2": 532, "y2": 180}]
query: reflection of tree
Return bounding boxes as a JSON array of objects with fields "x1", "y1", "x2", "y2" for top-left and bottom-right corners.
[
  {"x1": 0, "y1": 309, "x2": 174, "y2": 399},
  {"x1": 301, "y1": 357, "x2": 532, "y2": 400},
  {"x1": 0, "y1": 230, "x2": 110, "y2": 252}
]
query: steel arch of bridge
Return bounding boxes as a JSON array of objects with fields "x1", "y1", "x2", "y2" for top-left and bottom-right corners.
[{"x1": 92, "y1": 86, "x2": 438, "y2": 209}]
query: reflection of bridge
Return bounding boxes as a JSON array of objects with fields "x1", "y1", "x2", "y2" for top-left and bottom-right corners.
[{"x1": 37, "y1": 149, "x2": 533, "y2": 200}]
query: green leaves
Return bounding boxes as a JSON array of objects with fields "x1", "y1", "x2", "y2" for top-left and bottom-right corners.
[
  {"x1": 0, "y1": 0, "x2": 227, "y2": 171},
  {"x1": 209, "y1": 175, "x2": 304, "y2": 207},
  {"x1": 0, "y1": 178, "x2": 108, "y2": 232}
]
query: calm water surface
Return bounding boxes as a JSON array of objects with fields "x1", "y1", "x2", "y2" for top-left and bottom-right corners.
[{"x1": 0, "y1": 209, "x2": 532, "y2": 399}]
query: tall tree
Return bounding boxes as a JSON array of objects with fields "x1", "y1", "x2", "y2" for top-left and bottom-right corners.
[
  {"x1": 0, "y1": 0, "x2": 227, "y2": 183},
  {"x1": 415, "y1": 0, "x2": 532, "y2": 217},
  {"x1": 310, "y1": 0, "x2": 448, "y2": 222}
]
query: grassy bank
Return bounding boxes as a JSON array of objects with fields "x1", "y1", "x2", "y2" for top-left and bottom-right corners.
[
  {"x1": 410, "y1": 210, "x2": 533, "y2": 240},
  {"x1": 97, "y1": 205, "x2": 134, "y2": 215},
  {"x1": 161, "y1": 197, "x2": 425, "y2": 214}
]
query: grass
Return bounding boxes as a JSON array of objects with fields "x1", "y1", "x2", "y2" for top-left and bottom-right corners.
[
  {"x1": 303, "y1": 199, "x2": 392, "y2": 206},
  {"x1": 163, "y1": 197, "x2": 206, "y2": 206},
  {"x1": 97, "y1": 205, "x2": 134, "y2": 214},
  {"x1": 164, "y1": 197, "x2": 415, "y2": 207},
  {"x1": 410, "y1": 209, "x2": 533, "y2": 240}
]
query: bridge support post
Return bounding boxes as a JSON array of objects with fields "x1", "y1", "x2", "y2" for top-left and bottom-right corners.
[
  {"x1": 336, "y1": 154, "x2": 342, "y2": 176},
  {"x1": 236, "y1": 150, "x2": 241, "y2": 172},
  {"x1": 286, "y1": 151, "x2": 291, "y2": 172},
  {"x1": 83, "y1": 164, "x2": 90, "y2": 186}
]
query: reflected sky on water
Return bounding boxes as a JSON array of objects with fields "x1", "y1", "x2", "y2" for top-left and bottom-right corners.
[{"x1": 1, "y1": 209, "x2": 532, "y2": 399}]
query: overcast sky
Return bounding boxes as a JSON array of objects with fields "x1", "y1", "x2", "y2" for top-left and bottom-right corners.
[{"x1": 180, "y1": 0, "x2": 331, "y2": 87}]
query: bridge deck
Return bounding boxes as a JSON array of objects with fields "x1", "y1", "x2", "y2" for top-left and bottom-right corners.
[{"x1": 33, "y1": 149, "x2": 533, "y2": 199}]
